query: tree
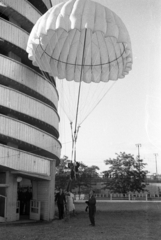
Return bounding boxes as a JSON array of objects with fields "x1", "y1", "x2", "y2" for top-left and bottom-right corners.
[
  {"x1": 84, "y1": 165, "x2": 100, "y2": 177},
  {"x1": 74, "y1": 164, "x2": 103, "y2": 197},
  {"x1": 102, "y1": 152, "x2": 148, "y2": 194},
  {"x1": 55, "y1": 157, "x2": 90, "y2": 191},
  {"x1": 55, "y1": 156, "x2": 101, "y2": 195},
  {"x1": 55, "y1": 156, "x2": 70, "y2": 190},
  {"x1": 71, "y1": 164, "x2": 100, "y2": 195},
  {"x1": 56, "y1": 155, "x2": 69, "y2": 174}
]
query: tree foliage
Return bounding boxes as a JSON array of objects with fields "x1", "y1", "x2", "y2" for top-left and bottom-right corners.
[
  {"x1": 55, "y1": 156, "x2": 70, "y2": 190},
  {"x1": 103, "y1": 152, "x2": 148, "y2": 194},
  {"x1": 55, "y1": 156, "x2": 100, "y2": 193},
  {"x1": 73, "y1": 165, "x2": 100, "y2": 194}
]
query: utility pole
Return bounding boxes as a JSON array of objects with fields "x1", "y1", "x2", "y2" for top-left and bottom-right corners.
[
  {"x1": 154, "y1": 153, "x2": 158, "y2": 176},
  {"x1": 136, "y1": 144, "x2": 141, "y2": 159},
  {"x1": 136, "y1": 144, "x2": 142, "y2": 171}
]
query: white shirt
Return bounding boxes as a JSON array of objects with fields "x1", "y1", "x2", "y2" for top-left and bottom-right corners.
[{"x1": 67, "y1": 192, "x2": 75, "y2": 211}]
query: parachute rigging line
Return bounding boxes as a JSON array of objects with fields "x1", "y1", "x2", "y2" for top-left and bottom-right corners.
[
  {"x1": 56, "y1": 79, "x2": 73, "y2": 122},
  {"x1": 70, "y1": 122, "x2": 74, "y2": 161},
  {"x1": 38, "y1": 61, "x2": 56, "y2": 90},
  {"x1": 74, "y1": 28, "x2": 87, "y2": 137},
  {"x1": 80, "y1": 81, "x2": 116, "y2": 125},
  {"x1": 70, "y1": 28, "x2": 87, "y2": 179}
]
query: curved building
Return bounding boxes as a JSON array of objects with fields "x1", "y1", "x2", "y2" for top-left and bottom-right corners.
[{"x1": 0, "y1": 0, "x2": 61, "y2": 222}]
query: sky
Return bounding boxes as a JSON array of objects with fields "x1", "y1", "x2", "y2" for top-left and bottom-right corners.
[{"x1": 51, "y1": 0, "x2": 161, "y2": 174}]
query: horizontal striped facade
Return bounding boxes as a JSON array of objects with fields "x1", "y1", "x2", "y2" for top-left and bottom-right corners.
[
  {"x1": 0, "y1": 144, "x2": 51, "y2": 176},
  {"x1": 0, "y1": 0, "x2": 41, "y2": 24},
  {"x1": 0, "y1": 0, "x2": 59, "y2": 222},
  {"x1": 0, "y1": 85, "x2": 59, "y2": 131},
  {"x1": 0, "y1": 55, "x2": 58, "y2": 108}
]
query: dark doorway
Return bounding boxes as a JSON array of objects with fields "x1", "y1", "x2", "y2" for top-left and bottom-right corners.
[
  {"x1": 0, "y1": 194, "x2": 6, "y2": 219},
  {"x1": 17, "y1": 179, "x2": 32, "y2": 220}
]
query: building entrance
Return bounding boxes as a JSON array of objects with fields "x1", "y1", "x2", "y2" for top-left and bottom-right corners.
[
  {"x1": 17, "y1": 178, "x2": 32, "y2": 219},
  {"x1": 0, "y1": 172, "x2": 6, "y2": 222},
  {"x1": 0, "y1": 193, "x2": 6, "y2": 222}
]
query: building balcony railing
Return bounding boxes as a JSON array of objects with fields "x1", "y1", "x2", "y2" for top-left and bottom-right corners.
[
  {"x1": 0, "y1": 55, "x2": 58, "y2": 109},
  {"x1": 0, "y1": 114, "x2": 61, "y2": 160},
  {"x1": 0, "y1": 18, "x2": 28, "y2": 51},
  {"x1": 27, "y1": 0, "x2": 49, "y2": 14},
  {"x1": 0, "y1": 85, "x2": 59, "y2": 134},
  {"x1": 0, "y1": 0, "x2": 41, "y2": 25},
  {"x1": 0, "y1": 144, "x2": 51, "y2": 176}
]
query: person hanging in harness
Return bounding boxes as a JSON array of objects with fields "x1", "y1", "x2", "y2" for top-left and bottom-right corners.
[
  {"x1": 68, "y1": 161, "x2": 80, "y2": 180},
  {"x1": 66, "y1": 161, "x2": 80, "y2": 192}
]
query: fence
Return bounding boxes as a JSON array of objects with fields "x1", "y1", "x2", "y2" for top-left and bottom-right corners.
[{"x1": 75, "y1": 193, "x2": 161, "y2": 201}]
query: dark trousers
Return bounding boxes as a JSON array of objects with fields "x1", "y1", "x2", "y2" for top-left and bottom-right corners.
[
  {"x1": 57, "y1": 203, "x2": 64, "y2": 219},
  {"x1": 89, "y1": 207, "x2": 95, "y2": 226}
]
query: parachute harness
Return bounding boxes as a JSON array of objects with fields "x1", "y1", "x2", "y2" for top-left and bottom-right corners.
[{"x1": 70, "y1": 122, "x2": 80, "y2": 178}]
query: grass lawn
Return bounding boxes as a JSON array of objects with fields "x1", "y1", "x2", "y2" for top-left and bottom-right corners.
[{"x1": 0, "y1": 202, "x2": 161, "y2": 240}]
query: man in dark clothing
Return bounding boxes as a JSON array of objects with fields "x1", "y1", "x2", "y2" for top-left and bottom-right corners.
[
  {"x1": 85, "y1": 200, "x2": 89, "y2": 212},
  {"x1": 55, "y1": 188, "x2": 66, "y2": 219},
  {"x1": 68, "y1": 161, "x2": 80, "y2": 180},
  {"x1": 88, "y1": 190, "x2": 96, "y2": 226}
]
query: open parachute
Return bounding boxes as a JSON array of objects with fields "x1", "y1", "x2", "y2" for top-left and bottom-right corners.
[
  {"x1": 27, "y1": 0, "x2": 132, "y2": 81},
  {"x1": 26, "y1": 0, "x2": 133, "y2": 168}
]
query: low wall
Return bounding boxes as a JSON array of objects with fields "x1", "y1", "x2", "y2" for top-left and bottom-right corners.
[{"x1": 74, "y1": 201, "x2": 161, "y2": 212}]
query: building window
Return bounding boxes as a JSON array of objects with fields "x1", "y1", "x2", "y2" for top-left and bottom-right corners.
[{"x1": 0, "y1": 172, "x2": 6, "y2": 184}]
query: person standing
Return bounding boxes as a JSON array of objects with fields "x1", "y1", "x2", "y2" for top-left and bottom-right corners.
[
  {"x1": 88, "y1": 190, "x2": 96, "y2": 226},
  {"x1": 55, "y1": 188, "x2": 66, "y2": 220},
  {"x1": 67, "y1": 191, "x2": 75, "y2": 216}
]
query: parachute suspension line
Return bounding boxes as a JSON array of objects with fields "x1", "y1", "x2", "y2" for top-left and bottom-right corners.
[
  {"x1": 80, "y1": 81, "x2": 117, "y2": 125},
  {"x1": 74, "y1": 28, "x2": 87, "y2": 134},
  {"x1": 39, "y1": 64, "x2": 55, "y2": 89},
  {"x1": 70, "y1": 28, "x2": 87, "y2": 179},
  {"x1": 70, "y1": 122, "x2": 74, "y2": 161},
  {"x1": 57, "y1": 78, "x2": 73, "y2": 123},
  {"x1": 70, "y1": 122, "x2": 80, "y2": 161}
]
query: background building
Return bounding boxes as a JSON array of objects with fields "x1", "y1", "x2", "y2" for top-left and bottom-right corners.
[{"x1": 0, "y1": 0, "x2": 61, "y2": 222}]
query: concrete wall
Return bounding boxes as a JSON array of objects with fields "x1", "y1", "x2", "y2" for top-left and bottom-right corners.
[
  {"x1": 6, "y1": 171, "x2": 17, "y2": 221},
  {"x1": 32, "y1": 160, "x2": 56, "y2": 221}
]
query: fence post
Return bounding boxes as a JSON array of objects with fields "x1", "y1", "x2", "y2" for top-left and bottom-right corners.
[
  {"x1": 128, "y1": 194, "x2": 131, "y2": 201},
  {"x1": 145, "y1": 194, "x2": 148, "y2": 201},
  {"x1": 110, "y1": 193, "x2": 112, "y2": 200}
]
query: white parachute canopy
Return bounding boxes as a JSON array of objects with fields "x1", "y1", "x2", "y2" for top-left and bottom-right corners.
[{"x1": 26, "y1": 0, "x2": 133, "y2": 126}]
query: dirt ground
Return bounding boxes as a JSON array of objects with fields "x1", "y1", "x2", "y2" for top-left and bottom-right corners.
[{"x1": 0, "y1": 202, "x2": 161, "y2": 240}]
